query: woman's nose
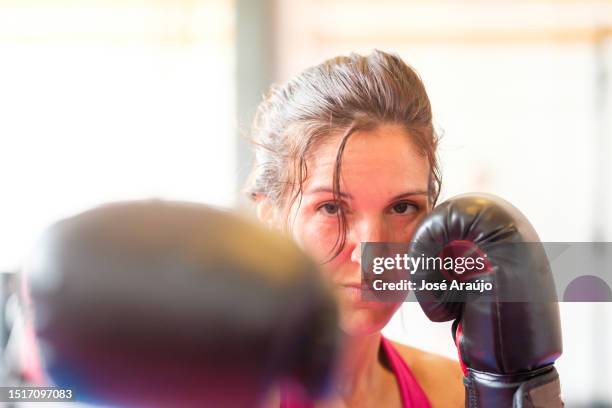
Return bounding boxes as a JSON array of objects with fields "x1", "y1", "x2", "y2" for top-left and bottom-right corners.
[
  {"x1": 356, "y1": 218, "x2": 387, "y2": 242},
  {"x1": 349, "y1": 216, "x2": 388, "y2": 263}
]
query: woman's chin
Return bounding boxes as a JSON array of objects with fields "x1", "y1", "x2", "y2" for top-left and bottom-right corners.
[{"x1": 337, "y1": 300, "x2": 399, "y2": 336}]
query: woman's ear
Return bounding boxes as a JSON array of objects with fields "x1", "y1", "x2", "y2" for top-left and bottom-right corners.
[{"x1": 255, "y1": 196, "x2": 279, "y2": 230}]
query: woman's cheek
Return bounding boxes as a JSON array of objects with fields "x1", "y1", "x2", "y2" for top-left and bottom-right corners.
[
  {"x1": 294, "y1": 213, "x2": 341, "y2": 263},
  {"x1": 396, "y1": 212, "x2": 427, "y2": 242}
]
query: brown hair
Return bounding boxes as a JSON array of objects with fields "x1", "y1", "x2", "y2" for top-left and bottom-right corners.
[{"x1": 244, "y1": 50, "x2": 441, "y2": 262}]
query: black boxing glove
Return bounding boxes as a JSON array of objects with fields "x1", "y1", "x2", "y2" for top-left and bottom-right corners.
[
  {"x1": 409, "y1": 193, "x2": 563, "y2": 408},
  {"x1": 22, "y1": 200, "x2": 340, "y2": 408}
]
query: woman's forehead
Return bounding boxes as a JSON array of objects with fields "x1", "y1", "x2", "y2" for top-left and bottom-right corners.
[{"x1": 303, "y1": 125, "x2": 430, "y2": 194}]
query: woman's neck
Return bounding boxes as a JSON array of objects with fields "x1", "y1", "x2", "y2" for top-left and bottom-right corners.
[{"x1": 331, "y1": 332, "x2": 388, "y2": 405}]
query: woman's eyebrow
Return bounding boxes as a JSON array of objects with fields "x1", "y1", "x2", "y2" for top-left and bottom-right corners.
[
  {"x1": 304, "y1": 187, "x2": 428, "y2": 201},
  {"x1": 390, "y1": 190, "x2": 428, "y2": 201},
  {"x1": 304, "y1": 187, "x2": 352, "y2": 198}
]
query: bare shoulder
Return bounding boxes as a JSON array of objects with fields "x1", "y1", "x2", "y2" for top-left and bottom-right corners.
[{"x1": 389, "y1": 340, "x2": 464, "y2": 408}]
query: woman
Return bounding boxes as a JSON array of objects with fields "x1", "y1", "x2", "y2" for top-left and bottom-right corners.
[{"x1": 245, "y1": 50, "x2": 464, "y2": 408}]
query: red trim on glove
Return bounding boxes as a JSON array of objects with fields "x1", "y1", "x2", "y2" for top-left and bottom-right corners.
[{"x1": 455, "y1": 322, "x2": 468, "y2": 376}]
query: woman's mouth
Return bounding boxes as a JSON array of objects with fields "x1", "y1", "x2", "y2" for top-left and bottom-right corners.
[{"x1": 338, "y1": 283, "x2": 365, "y2": 301}]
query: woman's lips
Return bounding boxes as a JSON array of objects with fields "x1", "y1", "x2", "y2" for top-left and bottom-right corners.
[
  {"x1": 338, "y1": 283, "x2": 366, "y2": 301},
  {"x1": 340, "y1": 283, "x2": 363, "y2": 289}
]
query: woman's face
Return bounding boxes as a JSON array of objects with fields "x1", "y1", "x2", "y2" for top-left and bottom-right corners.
[{"x1": 285, "y1": 123, "x2": 431, "y2": 336}]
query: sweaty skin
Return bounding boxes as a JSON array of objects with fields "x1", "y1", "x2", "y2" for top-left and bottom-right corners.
[{"x1": 258, "y1": 124, "x2": 464, "y2": 407}]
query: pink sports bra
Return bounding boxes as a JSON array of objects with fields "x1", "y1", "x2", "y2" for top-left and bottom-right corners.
[{"x1": 279, "y1": 336, "x2": 431, "y2": 407}]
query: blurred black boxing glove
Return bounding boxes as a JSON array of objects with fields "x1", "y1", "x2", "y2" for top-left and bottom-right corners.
[
  {"x1": 410, "y1": 194, "x2": 563, "y2": 408},
  {"x1": 22, "y1": 200, "x2": 340, "y2": 408}
]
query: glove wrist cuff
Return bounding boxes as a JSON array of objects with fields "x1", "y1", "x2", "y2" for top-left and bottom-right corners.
[{"x1": 464, "y1": 365, "x2": 563, "y2": 408}]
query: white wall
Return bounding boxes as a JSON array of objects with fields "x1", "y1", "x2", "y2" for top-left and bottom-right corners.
[{"x1": 0, "y1": 1, "x2": 237, "y2": 273}]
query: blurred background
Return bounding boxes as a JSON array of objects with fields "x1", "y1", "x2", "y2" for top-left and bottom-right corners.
[{"x1": 1, "y1": 0, "x2": 611, "y2": 406}]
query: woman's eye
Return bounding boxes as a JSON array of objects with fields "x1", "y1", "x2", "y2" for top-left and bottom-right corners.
[
  {"x1": 391, "y1": 201, "x2": 418, "y2": 215},
  {"x1": 318, "y1": 202, "x2": 341, "y2": 216}
]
